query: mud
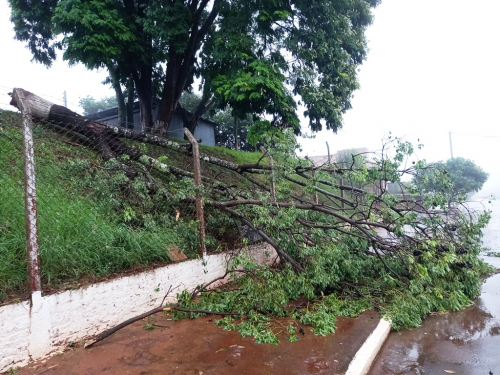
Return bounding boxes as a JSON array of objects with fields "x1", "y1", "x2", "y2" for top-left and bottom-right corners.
[
  {"x1": 370, "y1": 200, "x2": 500, "y2": 375},
  {"x1": 15, "y1": 310, "x2": 379, "y2": 375}
]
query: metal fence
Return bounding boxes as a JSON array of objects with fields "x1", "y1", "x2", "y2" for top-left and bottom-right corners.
[{"x1": 0, "y1": 89, "x2": 212, "y2": 301}]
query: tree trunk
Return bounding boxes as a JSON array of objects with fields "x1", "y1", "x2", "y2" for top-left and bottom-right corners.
[
  {"x1": 156, "y1": 54, "x2": 182, "y2": 132},
  {"x1": 132, "y1": 67, "x2": 153, "y2": 133},
  {"x1": 108, "y1": 65, "x2": 127, "y2": 128},
  {"x1": 234, "y1": 117, "x2": 239, "y2": 151},
  {"x1": 139, "y1": 96, "x2": 153, "y2": 133}
]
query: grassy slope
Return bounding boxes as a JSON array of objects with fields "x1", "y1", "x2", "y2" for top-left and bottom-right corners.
[{"x1": 0, "y1": 110, "x2": 263, "y2": 301}]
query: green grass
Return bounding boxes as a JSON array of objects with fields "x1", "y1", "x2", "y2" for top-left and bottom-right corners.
[
  {"x1": 0, "y1": 110, "x2": 180, "y2": 300},
  {"x1": 199, "y1": 145, "x2": 265, "y2": 165},
  {"x1": 0, "y1": 109, "x2": 267, "y2": 302}
]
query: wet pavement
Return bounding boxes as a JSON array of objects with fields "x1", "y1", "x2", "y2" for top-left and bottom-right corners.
[
  {"x1": 370, "y1": 201, "x2": 500, "y2": 375},
  {"x1": 15, "y1": 310, "x2": 379, "y2": 375}
]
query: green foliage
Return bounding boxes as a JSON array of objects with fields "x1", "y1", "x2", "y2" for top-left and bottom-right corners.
[
  {"x1": 199, "y1": 145, "x2": 264, "y2": 166},
  {"x1": 169, "y1": 209, "x2": 491, "y2": 339},
  {"x1": 79, "y1": 95, "x2": 118, "y2": 115},
  {"x1": 211, "y1": 111, "x2": 255, "y2": 152},
  {"x1": 213, "y1": 59, "x2": 299, "y2": 131},
  {"x1": 168, "y1": 134, "x2": 492, "y2": 341},
  {"x1": 0, "y1": 111, "x2": 187, "y2": 300},
  {"x1": 179, "y1": 92, "x2": 203, "y2": 113},
  {"x1": 9, "y1": 0, "x2": 380, "y2": 133},
  {"x1": 413, "y1": 157, "x2": 489, "y2": 205},
  {"x1": 1, "y1": 109, "x2": 492, "y2": 345},
  {"x1": 0, "y1": 109, "x2": 268, "y2": 301}
]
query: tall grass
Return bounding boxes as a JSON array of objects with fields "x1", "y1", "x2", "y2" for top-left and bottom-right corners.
[
  {"x1": 0, "y1": 111, "x2": 177, "y2": 300},
  {"x1": 0, "y1": 109, "x2": 259, "y2": 301}
]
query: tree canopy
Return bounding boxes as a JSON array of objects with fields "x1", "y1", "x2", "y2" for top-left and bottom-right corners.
[
  {"x1": 9, "y1": 0, "x2": 380, "y2": 135},
  {"x1": 79, "y1": 95, "x2": 118, "y2": 116},
  {"x1": 413, "y1": 157, "x2": 489, "y2": 204}
]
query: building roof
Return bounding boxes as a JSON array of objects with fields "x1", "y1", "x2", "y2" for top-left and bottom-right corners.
[{"x1": 85, "y1": 100, "x2": 218, "y2": 128}]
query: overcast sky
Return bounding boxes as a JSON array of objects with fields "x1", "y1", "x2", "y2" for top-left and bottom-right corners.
[{"x1": 1, "y1": 0, "x2": 500, "y2": 179}]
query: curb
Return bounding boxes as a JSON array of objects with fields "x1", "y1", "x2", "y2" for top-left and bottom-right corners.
[{"x1": 345, "y1": 318, "x2": 391, "y2": 375}]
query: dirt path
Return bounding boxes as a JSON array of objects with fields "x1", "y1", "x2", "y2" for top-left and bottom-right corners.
[{"x1": 16, "y1": 310, "x2": 378, "y2": 375}]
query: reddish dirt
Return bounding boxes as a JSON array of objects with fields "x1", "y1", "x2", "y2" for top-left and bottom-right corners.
[{"x1": 16, "y1": 310, "x2": 379, "y2": 375}]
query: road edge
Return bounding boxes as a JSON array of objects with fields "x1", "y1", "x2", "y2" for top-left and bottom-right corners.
[{"x1": 345, "y1": 318, "x2": 391, "y2": 375}]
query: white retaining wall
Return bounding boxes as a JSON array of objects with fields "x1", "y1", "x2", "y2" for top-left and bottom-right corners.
[{"x1": 0, "y1": 244, "x2": 275, "y2": 372}]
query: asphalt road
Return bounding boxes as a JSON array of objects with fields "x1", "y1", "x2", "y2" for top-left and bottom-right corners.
[{"x1": 370, "y1": 200, "x2": 500, "y2": 375}]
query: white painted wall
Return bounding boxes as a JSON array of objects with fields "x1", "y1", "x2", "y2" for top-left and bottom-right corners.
[{"x1": 0, "y1": 244, "x2": 275, "y2": 372}]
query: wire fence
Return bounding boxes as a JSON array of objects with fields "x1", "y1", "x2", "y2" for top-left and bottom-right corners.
[{"x1": 0, "y1": 89, "x2": 229, "y2": 302}]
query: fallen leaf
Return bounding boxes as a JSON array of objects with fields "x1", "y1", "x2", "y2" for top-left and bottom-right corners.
[
  {"x1": 444, "y1": 371, "x2": 456, "y2": 374},
  {"x1": 216, "y1": 348, "x2": 228, "y2": 353}
]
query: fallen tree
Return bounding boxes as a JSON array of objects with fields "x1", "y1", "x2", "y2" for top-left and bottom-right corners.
[{"x1": 9, "y1": 88, "x2": 492, "y2": 343}]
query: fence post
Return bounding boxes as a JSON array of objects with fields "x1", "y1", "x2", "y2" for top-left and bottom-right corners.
[
  {"x1": 14, "y1": 88, "x2": 42, "y2": 295},
  {"x1": 305, "y1": 156, "x2": 319, "y2": 204},
  {"x1": 260, "y1": 146, "x2": 276, "y2": 203},
  {"x1": 184, "y1": 128, "x2": 207, "y2": 258}
]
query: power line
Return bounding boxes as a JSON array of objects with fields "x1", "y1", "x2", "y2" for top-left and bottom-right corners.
[{"x1": 0, "y1": 83, "x2": 82, "y2": 109}]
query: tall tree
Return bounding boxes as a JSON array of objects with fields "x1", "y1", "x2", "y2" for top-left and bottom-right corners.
[
  {"x1": 79, "y1": 95, "x2": 118, "y2": 116},
  {"x1": 9, "y1": 0, "x2": 380, "y2": 135},
  {"x1": 413, "y1": 157, "x2": 489, "y2": 206}
]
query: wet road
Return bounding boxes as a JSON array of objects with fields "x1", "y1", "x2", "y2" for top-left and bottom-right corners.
[{"x1": 370, "y1": 201, "x2": 500, "y2": 375}]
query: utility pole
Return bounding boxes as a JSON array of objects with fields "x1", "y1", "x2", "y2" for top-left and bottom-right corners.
[
  {"x1": 449, "y1": 132, "x2": 454, "y2": 159},
  {"x1": 234, "y1": 117, "x2": 239, "y2": 151},
  {"x1": 63, "y1": 91, "x2": 67, "y2": 108}
]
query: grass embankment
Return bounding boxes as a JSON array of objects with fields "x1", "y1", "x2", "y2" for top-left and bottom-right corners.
[{"x1": 0, "y1": 110, "x2": 259, "y2": 302}]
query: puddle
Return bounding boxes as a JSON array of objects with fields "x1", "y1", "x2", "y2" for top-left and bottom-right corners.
[{"x1": 370, "y1": 201, "x2": 500, "y2": 375}]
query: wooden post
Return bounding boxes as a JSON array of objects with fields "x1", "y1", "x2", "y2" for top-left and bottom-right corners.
[
  {"x1": 14, "y1": 88, "x2": 42, "y2": 294},
  {"x1": 449, "y1": 132, "x2": 454, "y2": 159},
  {"x1": 234, "y1": 117, "x2": 239, "y2": 151},
  {"x1": 312, "y1": 168, "x2": 319, "y2": 204},
  {"x1": 184, "y1": 128, "x2": 207, "y2": 258},
  {"x1": 305, "y1": 156, "x2": 318, "y2": 204},
  {"x1": 260, "y1": 146, "x2": 276, "y2": 203},
  {"x1": 340, "y1": 178, "x2": 345, "y2": 209}
]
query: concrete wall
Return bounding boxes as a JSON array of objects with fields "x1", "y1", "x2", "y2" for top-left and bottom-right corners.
[{"x1": 0, "y1": 244, "x2": 275, "y2": 372}]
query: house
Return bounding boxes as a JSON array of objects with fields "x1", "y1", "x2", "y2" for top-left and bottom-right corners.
[{"x1": 85, "y1": 101, "x2": 217, "y2": 146}]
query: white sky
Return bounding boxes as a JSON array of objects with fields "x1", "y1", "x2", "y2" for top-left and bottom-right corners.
[
  {"x1": 1, "y1": 0, "x2": 500, "y2": 175},
  {"x1": 0, "y1": 0, "x2": 113, "y2": 112},
  {"x1": 300, "y1": 0, "x2": 500, "y2": 176}
]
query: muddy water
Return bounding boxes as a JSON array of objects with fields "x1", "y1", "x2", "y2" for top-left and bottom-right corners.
[
  {"x1": 370, "y1": 201, "x2": 500, "y2": 375},
  {"x1": 16, "y1": 310, "x2": 379, "y2": 375}
]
